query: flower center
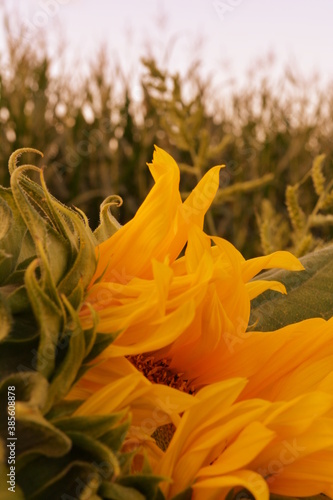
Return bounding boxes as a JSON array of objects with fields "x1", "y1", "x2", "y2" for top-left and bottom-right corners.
[
  {"x1": 127, "y1": 353, "x2": 195, "y2": 394},
  {"x1": 127, "y1": 354, "x2": 195, "y2": 452}
]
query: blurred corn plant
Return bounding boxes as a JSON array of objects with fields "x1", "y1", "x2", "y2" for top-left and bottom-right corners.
[
  {"x1": 0, "y1": 149, "x2": 165, "y2": 499},
  {"x1": 257, "y1": 154, "x2": 333, "y2": 257},
  {"x1": 2, "y1": 17, "x2": 333, "y2": 257}
]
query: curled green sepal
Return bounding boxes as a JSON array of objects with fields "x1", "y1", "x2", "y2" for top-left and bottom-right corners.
[
  {"x1": 94, "y1": 195, "x2": 122, "y2": 244},
  {"x1": 10, "y1": 154, "x2": 70, "y2": 285}
]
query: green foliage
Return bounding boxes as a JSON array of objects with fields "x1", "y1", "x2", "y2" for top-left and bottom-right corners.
[
  {"x1": 258, "y1": 154, "x2": 333, "y2": 257},
  {"x1": 250, "y1": 244, "x2": 333, "y2": 330}
]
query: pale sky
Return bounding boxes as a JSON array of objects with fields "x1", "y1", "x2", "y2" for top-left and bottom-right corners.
[{"x1": 1, "y1": 0, "x2": 333, "y2": 94}]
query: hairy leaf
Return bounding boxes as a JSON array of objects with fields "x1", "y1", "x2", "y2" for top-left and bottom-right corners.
[{"x1": 250, "y1": 245, "x2": 333, "y2": 331}]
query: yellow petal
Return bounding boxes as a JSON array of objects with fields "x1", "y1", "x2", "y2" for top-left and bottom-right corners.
[
  {"x1": 91, "y1": 146, "x2": 182, "y2": 283},
  {"x1": 101, "y1": 300, "x2": 196, "y2": 357},
  {"x1": 156, "y1": 378, "x2": 250, "y2": 495},
  {"x1": 73, "y1": 372, "x2": 147, "y2": 416},
  {"x1": 267, "y1": 355, "x2": 333, "y2": 400},
  {"x1": 262, "y1": 392, "x2": 333, "y2": 435},
  {"x1": 246, "y1": 280, "x2": 286, "y2": 300},
  {"x1": 241, "y1": 251, "x2": 304, "y2": 282},
  {"x1": 192, "y1": 470, "x2": 270, "y2": 500},
  {"x1": 185, "y1": 225, "x2": 212, "y2": 274},
  {"x1": 270, "y1": 451, "x2": 333, "y2": 497},
  {"x1": 179, "y1": 165, "x2": 222, "y2": 229},
  {"x1": 198, "y1": 422, "x2": 275, "y2": 477}
]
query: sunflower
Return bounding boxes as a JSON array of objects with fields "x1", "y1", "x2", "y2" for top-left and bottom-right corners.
[
  {"x1": 78, "y1": 147, "x2": 305, "y2": 388},
  {"x1": 72, "y1": 147, "x2": 333, "y2": 498}
]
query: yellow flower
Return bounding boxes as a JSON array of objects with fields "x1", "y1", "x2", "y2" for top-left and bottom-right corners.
[
  {"x1": 69, "y1": 369, "x2": 333, "y2": 499},
  {"x1": 72, "y1": 147, "x2": 333, "y2": 498},
  {"x1": 155, "y1": 379, "x2": 333, "y2": 499},
  {"x1": 79, "y1": 147, "x2": 304, "y2": 390}
]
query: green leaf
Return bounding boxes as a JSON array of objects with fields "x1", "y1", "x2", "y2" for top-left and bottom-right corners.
[{"x1": 250, "y1": 245, "x2": 333, "y2": 331}]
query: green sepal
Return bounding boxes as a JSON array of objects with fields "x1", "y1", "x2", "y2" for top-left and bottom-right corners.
[
  {"x1": 16, "y1": 458, "x2": 100, "y2": 500},
  {"x1": 46, "y1": 399, "x2": 83, "y2": 421},
  {"x1": 10, "y1": 161, "x2": 70, "y2": 285},
  {"x1": 9, "y1": 150, "x2": 97, "y2": 299},
  {"x1": 55, "y1": 200, "x2": 97, "y2": 300},
  {"x1": 100, "y1": 417, "x2": 131, "y2": 452},
  {"x1": 66, "y1": 431, "x2": 120, "y2": 478},
  {"x1": 99, "y1": 482, "x2": 146, "y2": 500},
  {"x1": 94, "y1": 195, "x2": 122, "y2": 244},
  {"x1": 53, "y1": 412, "x2": 126, "y2": 440},
  {"x1": 66, "y1": 280, "x2": 84, "y2": 310},
  {"x1": 82, "y1": 305, "x2": 99, "y2": 358},
  {"x1": 83, "y1": 331, "x2": 121, "y2": 364},
  {"x1": 27, "y1": 463, "x2": 101, "y2": 500},
  {"x1": 14, "y1": 403, "x2": 72, "y2": 458}
]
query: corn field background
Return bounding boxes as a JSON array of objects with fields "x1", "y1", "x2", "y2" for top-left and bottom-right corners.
[{"x1": 2, "y1": 17, "x2": 333, "y2": 258}]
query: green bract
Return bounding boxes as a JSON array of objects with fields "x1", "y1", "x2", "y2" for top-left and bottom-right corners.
[{"x1": 0, "y1": 149, "x2": 164, "y2": 499}]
